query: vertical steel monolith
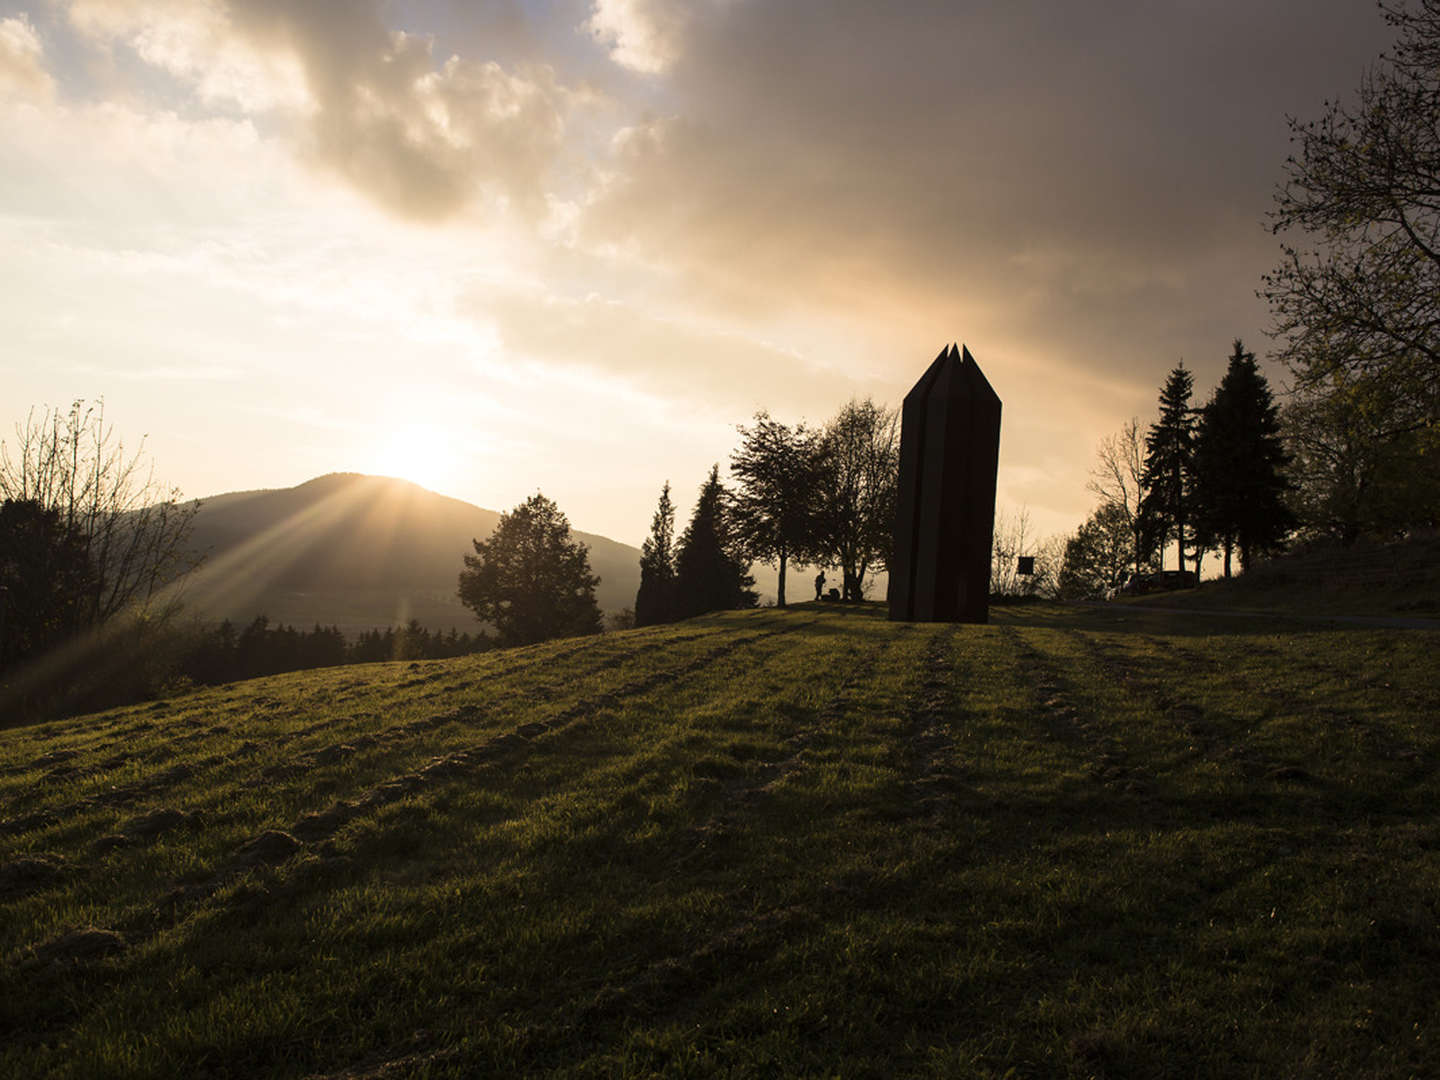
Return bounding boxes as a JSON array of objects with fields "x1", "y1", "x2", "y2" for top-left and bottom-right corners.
[{"x1": 888, "y1": 343, "x2": 1001, "y2": 623}]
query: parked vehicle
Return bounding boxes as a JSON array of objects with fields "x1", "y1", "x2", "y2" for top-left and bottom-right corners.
[{"x1": 1119, "y1": 569, "x2": 1198, "y2": 595}]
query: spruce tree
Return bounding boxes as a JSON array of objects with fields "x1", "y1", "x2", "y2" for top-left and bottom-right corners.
[
  {"x1": 634, "y1": 481, "x2": 678, "y2": 627},
  {"x1": 1193, "y1": 341, "x2": 1295, "y2": 575},
  {"x1": 1138, "y1": 364, "x2": 1197, "y2": 574},
  {"x1": 673, "y1": 466, "x2": 757, "y2": 619}
]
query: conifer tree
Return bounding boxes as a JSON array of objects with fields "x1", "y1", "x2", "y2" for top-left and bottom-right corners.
[
  {"x1": 458, "y1": 493, "x2": 602, "y2": 646},
  {"x1": 673, "y1": 466, "x2": 757, "y2": 619},
  {"x1": 1138, "y1": 364, "x2": 1197, "y2": 575},
  {"x1": 634, "y1": 481, "x2": 678, "y2": 627},
  {"x1": 1192, "y1": 341, "x2": 1294, "y2": 576}
]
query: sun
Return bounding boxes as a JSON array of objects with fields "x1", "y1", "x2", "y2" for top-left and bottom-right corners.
[{"x1": 363, "y1": 422, "x2": 464, "y2": 496}]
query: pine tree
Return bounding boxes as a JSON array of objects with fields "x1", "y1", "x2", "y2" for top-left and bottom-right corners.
[
  {"x1": 634, "y1": 481, "x2": 678, "y2": 627},
  {"x1": 1193, "y1": 341, "x2": 1295, "y2": 575},
  {"x1": 673, "y1": 466, "x2": 757, "y2": 619},
  {"x1": 1138, "y1": 364, "x2": 1197, "y2": 575}
]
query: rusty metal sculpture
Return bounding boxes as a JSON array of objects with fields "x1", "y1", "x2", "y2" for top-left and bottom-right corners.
[{"x1": 888, "y1": 344, "x2": 1001, "y2": 623}]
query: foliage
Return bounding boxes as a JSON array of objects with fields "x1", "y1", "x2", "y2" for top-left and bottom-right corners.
[
  {"x1": 1086, "y1": 418, "x2": 1146, "y2": 578},
  {"x1": 1263, "y1": 1, "x2": 1440, "y2": 539},
  {"x1": 458, "y1": 493, "x2": 602, "y2": 647},
  {"x1": 1138, "y1": 365, "x2": 1197, "y2": 574},
  {"x1": 0, "y1": 500, "x2": 94, "y2": 670},
  {"x1": 728, "y1": 412, "x2": 824, "y2": 607},
  {"x1": 1283, "y1": 370, "x2": 1440, "y2": 542},
  {"x1": 3, "y1": 604, "x2": 1439, "y2": 1077},
  {"x1": 673, "y1": 466, "x2": 757, "y2": 618},
  {"x1": 0, "y1": 401, "x2": 199, "y2": 631},
  {"x1": 812, "y1": 398, "x2": 899, "y2": 600},
  {"x1": 635, "y1": 482, "x2": 679, "y2": 627},
  {"x1": 1191, "y1": 341, "x2": 1295, "y2": 575},
  {"x1": 1057, "y1": 501, "x2": 1144, "y2": 598},
  {"x1": 1263, "y1": 0, "x2": 1440, "y2": 435}
]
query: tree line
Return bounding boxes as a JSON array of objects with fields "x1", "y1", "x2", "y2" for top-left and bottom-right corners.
[
  {"x1": 1059, "y1": 341, "x2": 1291, "y2": 598},
  {"x1": 1060, "y1": 3, "x2": 1440, "y2": 597},
  {"x1": 634, "y1": 398, "x2": 899, "y2": 626},
  {"x1": 177, "y1": 616, "x2": 491, "y2": 686}
]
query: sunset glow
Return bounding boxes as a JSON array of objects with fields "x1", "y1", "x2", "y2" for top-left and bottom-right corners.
[{"x1": 0, "y1": 1, "x2": 1397, "y2": 548}]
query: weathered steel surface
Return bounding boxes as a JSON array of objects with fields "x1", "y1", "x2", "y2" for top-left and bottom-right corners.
[{"x1": 888, "y1": 343, "x2": 1001, "y2": 623}]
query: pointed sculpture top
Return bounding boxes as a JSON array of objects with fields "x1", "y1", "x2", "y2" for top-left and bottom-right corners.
[{"x1": 903, "y1": 343, "x2": 998, "y2": 407}]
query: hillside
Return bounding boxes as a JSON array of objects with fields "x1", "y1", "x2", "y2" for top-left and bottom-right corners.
[
  {"x1": 3, "y1": 603, "x2": 1438, "y2": 1075},
  {"x1": 180, "y1": 473, "x2": 643, "y2": 632},
  {"x1": 1128, "y1": 531, "x2": 1440, "y2": 619}
]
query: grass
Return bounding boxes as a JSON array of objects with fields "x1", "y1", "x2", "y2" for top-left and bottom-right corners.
[
  {"x1": 1127, "y1": 532, "x2": 1440, "y2": 619},
  {"x1": 2, "y1": 601, "x2": 1438, "y2": 1077}
]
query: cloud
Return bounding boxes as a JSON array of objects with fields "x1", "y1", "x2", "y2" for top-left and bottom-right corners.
[
  {"x1": 584, "y1": 0, "x2": 691, "y2": 74},
  {"x1": 576, "y1": 1, "x2": 1395, "y2": 389},
  {"x1": 64, "y1": 0, "x2": 576, "y2": 221},
  {"x1": 0, "y1": 14, "x2": 55, "y2": 100}
]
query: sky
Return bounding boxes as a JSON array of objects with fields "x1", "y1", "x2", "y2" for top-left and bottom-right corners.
[{"x1": 0, "y1": 0, "x2": 1399, "y2": 550}]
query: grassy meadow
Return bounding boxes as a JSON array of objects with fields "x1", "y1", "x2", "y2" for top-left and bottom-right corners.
[{"x1": 2, "y1": 601, "x2": 1438, "y2": 1077}]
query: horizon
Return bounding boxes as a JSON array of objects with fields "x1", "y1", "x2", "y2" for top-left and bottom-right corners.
[{"x1": 1, "y1": 1, "x2": 1397, "y2": 547}]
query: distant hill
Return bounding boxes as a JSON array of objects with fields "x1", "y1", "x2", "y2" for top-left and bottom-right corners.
[{"x1": 178, "y1": 473, "x2": 641, "y2": 633}]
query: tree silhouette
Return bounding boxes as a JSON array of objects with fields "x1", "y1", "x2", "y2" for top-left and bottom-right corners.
[
  {"x1": 1264, "y1": 0, "x2": 1440, "y2": 433},
  {"x1": 674, "y1": 466, "x2": 757, "y2": 619},
  {"x1": 458, "y1": 493, "x2": 602, "y2": 646},
  {"x1": 1283, "y1": 371, "x2": 1440, "y2": 542},
  {"x1": 1193, "y1": 341, "x2": 1294, "y2": 575},
  {"x1": 635, "y1": 481, "x2": 678, "y2": 627},
  {"x1": 1138, "y1": 365, "x2": 1197, "y2": 575},
  {"x1": 0, "y1": 499, "x2": 94, "y2": 670},
  {"x1": 0, "y1": 400, "x2": 198, "y2": 632},
  {"x1": 1087, "y1": 418, "x2": 1146, "y2": 578},
  {"x1": 813, "y1": 398, "x2": 898, "y2": 601},
  {"x1": 1058, "y1": 501, "x2": 1145, "y2": 599},
  {"x1": 729, "y1": 412, "x2": 822, "y2": 607}
]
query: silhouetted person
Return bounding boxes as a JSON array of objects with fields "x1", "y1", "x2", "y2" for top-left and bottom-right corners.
[{"x1": 814, "y1": 571, "x2": 826, "y2": 601}]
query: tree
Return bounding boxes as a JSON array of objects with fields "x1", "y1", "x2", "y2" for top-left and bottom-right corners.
[
  {"x1": 1282, "y1": 369, "x2": 1440, "y2": 542},
  {"x1": 673, "y1": 466, "x2": 757, "y2": 618},
  {"x1": 1087, "y1": 418, "x2": 1146, "y2": 578},
  {"x1": 1192, "y1": 341, "x2": 1295, "y2": 575},
  {"x1": 0, "y1": 499, "x2": 95, "y2": 670},
  {"x1": 634, "y1": 481, "x2": 678, "y2": 627},
  {"x1": 812, "y1": 398, "x2": 899, "y2": 600},
  {"x1": 457, "y1": 493, "x2": 602, "y2": 646},
  {"x1": 1057, "y1": 501, "x2": 1143, "y2": 599},
  {"x1": 0, "y1": 400, "x2": 199, "y2": 632},
  {"x1": 1263, "y1": 1, "x2": 1440, "y2": 436},
  {"x1": 1138, "y1": 365, "x2": 1197, "y2": 575},
  {"x1": 990, "y1": 505, "x2": 1062, "y2": 599},
  {"x1": 728, "y1": 412, "x2": 822, "y2": 607}
]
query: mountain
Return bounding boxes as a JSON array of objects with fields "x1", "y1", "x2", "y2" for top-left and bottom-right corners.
[{"x1": 178, "y1": 473, "x2": 641, "y2": 634}]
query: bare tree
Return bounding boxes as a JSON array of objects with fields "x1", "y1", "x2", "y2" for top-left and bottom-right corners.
[
  {"x1": 1088, "y1": 418, "x2": 1146, "y2": 578},
  {"x1": 0, "y1": 400, "x2": 200, "y2": 632},
  {"x1": 990, "y1": 505, "x2": 1062, "y2": 598}
]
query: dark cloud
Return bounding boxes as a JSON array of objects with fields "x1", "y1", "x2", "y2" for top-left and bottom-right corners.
[{"x1": 578, "y1": 0, "x2": 1395, "y2": 392}]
